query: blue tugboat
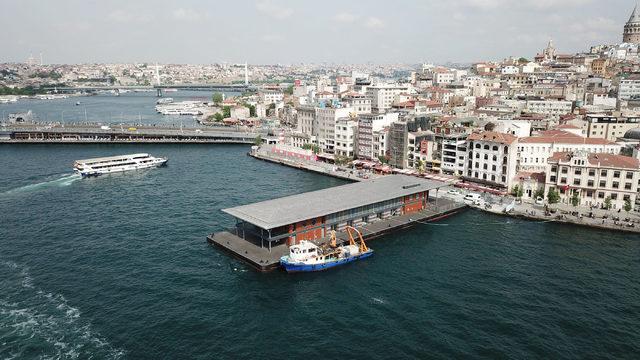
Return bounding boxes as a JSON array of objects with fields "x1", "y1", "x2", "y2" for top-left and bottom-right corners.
[{"x1": 280, "y1": 226, "x2": 373, "y2": 272}]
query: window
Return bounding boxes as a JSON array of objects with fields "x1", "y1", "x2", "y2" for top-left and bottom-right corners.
[
  {"x1": 492, "y1": 165, "x2": 497, "y2": 171},
  {"x1": 625, "y1": 183, "x2": 632, "y2": 190},
  {"x1": 599, "y1": 180, "x2": 606, "y2": 187},
  {"x1": 624, "y1": 195, "x2": 631, "y2": 201},
  {"x1": 613, "y1": 181, "x2": 620, "y2": 189},
  {"x1": 598, "y1": 192, "x2": 605, "y2": 199},
  {"x1": 484, "y1": 145, "x2": 490, "y2": 150},
  {"x1": 475, "y1": 153, "x2": 480, "y2": 159},
  {"x1": 601, "y1": 170, "x2": 607, "y2": 177},
  {"x1": 484, "y1": 154, "x2": 489, "y2": 160},
  {"x1": 611, "y1": 193, "x2": 618, "y2": 200},
  {"x1": 626, "y1": 172, "x2": 634, "y2": 179},
  {"x1": 561, "y1": 167, "x2": 568, "y2": 174},
  {"x1": 550, "y1": 175, "x2": 557, "y2": 182},
  {"x1": 573, "y1": 179, "x2": 581, "y2": 186},
  {"x1": 574, "y1": 169, "x2": 582, "y2": 175},
  {"x1": 483, "y1": 164, "x2": 488, "y2": 170},
  {"x1": 475, "y1": 144, "x2": 481, "y2": 149},
  {"x1": 587, "y1": 180, "x2": 594, "y2": 187},
  {"x1": 560, "y1": 178, "x2": 567, "y2": 184},
  {"x1": 614, "y1": 171, "x2": 621, "y2": 178},
  {"x1": 551, "y1": 166, "x2": 558, "y2": 173},
  {"x1": 588, "y1": 169, "x2": 596, "y2": 177},
  {"x1": 492, "y1": 146, "x2": 498, "y2": 151},
  {"x1": 586, "y1": 190, "x2": 593, "y2": 198}
]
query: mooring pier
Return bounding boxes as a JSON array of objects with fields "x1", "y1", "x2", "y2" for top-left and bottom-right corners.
[{"x1": 207, "y1": 175, "x2": 467, "y2": 271}]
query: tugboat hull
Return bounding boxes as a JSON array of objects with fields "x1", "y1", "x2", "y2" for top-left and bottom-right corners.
[{"x1": 280, "y1": 251, "x2": 373, "y2": 273}]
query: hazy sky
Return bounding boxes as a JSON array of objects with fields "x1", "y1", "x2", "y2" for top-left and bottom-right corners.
[{"x1": 0, "y1": 0, "x2": 636, "y2": 64}]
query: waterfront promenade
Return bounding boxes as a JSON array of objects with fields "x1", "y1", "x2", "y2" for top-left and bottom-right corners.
[{"x1": 251, "y1": 145, "x2": 640, "y2": 235}]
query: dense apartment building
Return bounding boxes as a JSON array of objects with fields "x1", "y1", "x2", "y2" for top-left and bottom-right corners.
[
  {"x1": 618, "y1": 74, "x2": 640, "y2": 100},
  {"x1": 526, "y1": 100, "x2": 573, "y2": 116},
  {"x1": 366, "y1": 84, "x2": 409, "y2": 113},
  {"x1": 315, "y1": 106, "x2": 353, "y2": 154},
  {"x1": 439, "y1": 132, "x2": 469, "y2": 176},
  {"x1": 334, "y1": 118, "x2": 358, "y2": 158},
  {"x1": 545, "y1": 151, "x2": 640, "y2": 209},
  {"x1": 356, "y1": 113, "x2": 398, "y2": 160},
  {"x1": 465, "y1": 131, "x2": 519, "y2": 190},
  {"x1": 342, "y1": 92, "x2": 372, "y2": 115},
  {"x1": 585, "y1": 114, "x2": 640, "y2": 141},
  {"x1": 518, "y1": 130, "x2": 621, "y2": 172}
]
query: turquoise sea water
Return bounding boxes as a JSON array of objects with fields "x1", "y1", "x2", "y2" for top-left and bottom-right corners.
[{"x1": 1, "y1": 144, "x2": 639, "y2": 359}]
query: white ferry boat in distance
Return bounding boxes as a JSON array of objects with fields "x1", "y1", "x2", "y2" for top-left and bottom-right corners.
[{"x1": 73, "y1": 153, "x2": 168, "y2": 177}]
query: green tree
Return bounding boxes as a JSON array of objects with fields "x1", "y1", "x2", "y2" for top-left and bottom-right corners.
[
  {"x1": 534, "y1": 188, "x2": 545, "y2": 199},
  {"x1": 247, "y1": 104, "x2": 256, "y2": 117},
  {"x1": 416, "y1": 158, "x2": 426, "y2": 174},
  {"x1": 624, "y1": 198, "x2": 632, "y2": 212},
  {"x1": 378, "y1": 155, "x2": 389, "y2": 164},
  {"x1": 214, "y1": 113, "x2": 224, "y2": 122},
  {"x1": 302, "y1": 143, "x2": 320, "y2": 154},
  {"x1": 547, "y1": 188, "x2": 560, "y2": 204},
  {"x1": 604, "y1": 196, "x2": 612, "y2": 210},
  {"x1": 518, "y1": 57, "x2": 529, "y2": 64},
  {"x1": 570, "y1": 191, "x2": 580, "y2": 207},
  {"x1": 254, "y1": 135, "x2": 262, "y2": 146},
  {"x1": 285, "y1": 84, "x2": 294, "y2": 95},
  {"x1": 511, "y1": 184, "x2": 524, "y2": 199},
  {"x1": 222, "y1": 106, "x2": 231, "y2": 118},
  {"x1": 212, "y1": 92, "x2": 223, "y2": 105}
]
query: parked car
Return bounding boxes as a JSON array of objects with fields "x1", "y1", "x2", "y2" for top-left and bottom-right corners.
[
  {"x1": 447, "y1": 189, "x2": 460, "y2": 195},
  {"x1": 463, "y1": 193, "x2": 482, "y2": 205}
]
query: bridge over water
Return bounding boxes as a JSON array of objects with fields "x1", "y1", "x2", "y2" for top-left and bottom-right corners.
[
  {"x1": 0, "y1": 123, "x2": 268, "y2": 144},
  {"x1": 43, "y1": 83, "x2": 255, "y2": 95}
]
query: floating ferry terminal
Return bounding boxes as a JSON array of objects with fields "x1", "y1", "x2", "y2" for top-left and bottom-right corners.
[{"x1": 209, "y1": 175, "x2": 466, "y2": 271}]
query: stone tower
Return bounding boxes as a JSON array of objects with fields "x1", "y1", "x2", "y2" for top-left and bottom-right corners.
[{"x1": 623, "y1": 3, "x2": 640, "y2": 44}]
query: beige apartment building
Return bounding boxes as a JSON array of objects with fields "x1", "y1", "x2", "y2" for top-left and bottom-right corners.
[{"x1": 545, "y1": 151, "x2": 640, "y2": 210}]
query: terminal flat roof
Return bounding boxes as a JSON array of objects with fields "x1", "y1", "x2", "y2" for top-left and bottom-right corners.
[{"x1": 222, "y1": 175, "x2": 446, "y2": 230}]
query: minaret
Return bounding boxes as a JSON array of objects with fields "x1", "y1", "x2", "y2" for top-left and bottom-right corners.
[{"x1": 623, "y1": 2, "x2": 640, "y2": 44}]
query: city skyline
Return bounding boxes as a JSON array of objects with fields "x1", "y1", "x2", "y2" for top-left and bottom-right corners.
[{"x1": 0, "y1": 0, "x2": 635, "y2": 65}]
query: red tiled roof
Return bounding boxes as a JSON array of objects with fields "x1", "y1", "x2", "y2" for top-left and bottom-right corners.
[
  {"x1": 554, "y1": 124, "x2": 581, "y2": 130},
  {"x1": 468, "y1": 131, "x2": 518, "y2": 145},
  {"x1": 520, "y1": 130, "x2": 614, "y2": 145},
  {"x1": 548, "y1": 152, "x2": 640, "y2": 169}
]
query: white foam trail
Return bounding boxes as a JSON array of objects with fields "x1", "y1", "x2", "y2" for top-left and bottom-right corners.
[
  {"x1": 3, "y1": 173, "x2": 81, "y2": 195},
  {"x1": 0, "y1": 260, "x2": 125, "y2": 359}
]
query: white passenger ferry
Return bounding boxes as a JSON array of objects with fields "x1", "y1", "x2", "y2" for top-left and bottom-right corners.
[{"x1": 73, "y1": 153, "x2": 168, "y2": 177}]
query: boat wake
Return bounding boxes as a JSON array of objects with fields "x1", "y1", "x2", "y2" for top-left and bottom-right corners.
[
  {"x1": 3, "y1": 173, "x2": 81, "y2": 195},
  {"x1": 0, "y1": 260, "x2": 125, "y2": 359}
]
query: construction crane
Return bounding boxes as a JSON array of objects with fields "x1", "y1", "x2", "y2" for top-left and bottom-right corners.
[{"x1": 345, "y1": 226, "x2": 369, "y2": 253}]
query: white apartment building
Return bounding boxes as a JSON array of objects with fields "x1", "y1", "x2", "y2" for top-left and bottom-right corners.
[
  {"x1": 433, "y1": 71, "x2": 455, "y2": 86},
  {"x1": 296, "y1": 105, "x2": 316, "y2": 136},
  {"x1": 439, "y1": 132, "x2": 469, "y2": 176},
  {"x1": 526, "y1": 100, "x2": 573, "y2": 116},
  {"x1": 356, "y1": 113, "x2": 399, "y2": 160},
  {"x1": 465, "y1": 131, "x2": 519, "y2": 190},
  {"x1": 261, "y1": 90, "x2": 284, "y2": 105},
  {"x1": 501, "y1": 65, "x2": 519, "y2": 75},
  {"x1": 342, "y1": 93, "x2": 372, "y2": 115},
  {"x1": 334, "y1": 118, "x2": 358, "y2": 158},
  {"x1": 546, "y1": 151, "x2": 640, "y2": 209},
  {"x1": 518, "y1": 130, "x2": 621, "y2": 172},
  {"x1": 618, "y1": 75, "x2": 640, "y2": 100},
  {"x1": 316, "y1": 106, "x2": 353, "y2": 154},
  {"x1": 366, "y1": 84, "x2": 409, "y2": 113}
]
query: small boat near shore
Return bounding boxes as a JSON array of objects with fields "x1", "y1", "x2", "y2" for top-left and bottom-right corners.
[
  {"x1": 73, "y1": 153, "x2": 167, "y2": 177},
  {"x1": 280, "y1": 226, "x2": 373, "y2": 272}
]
